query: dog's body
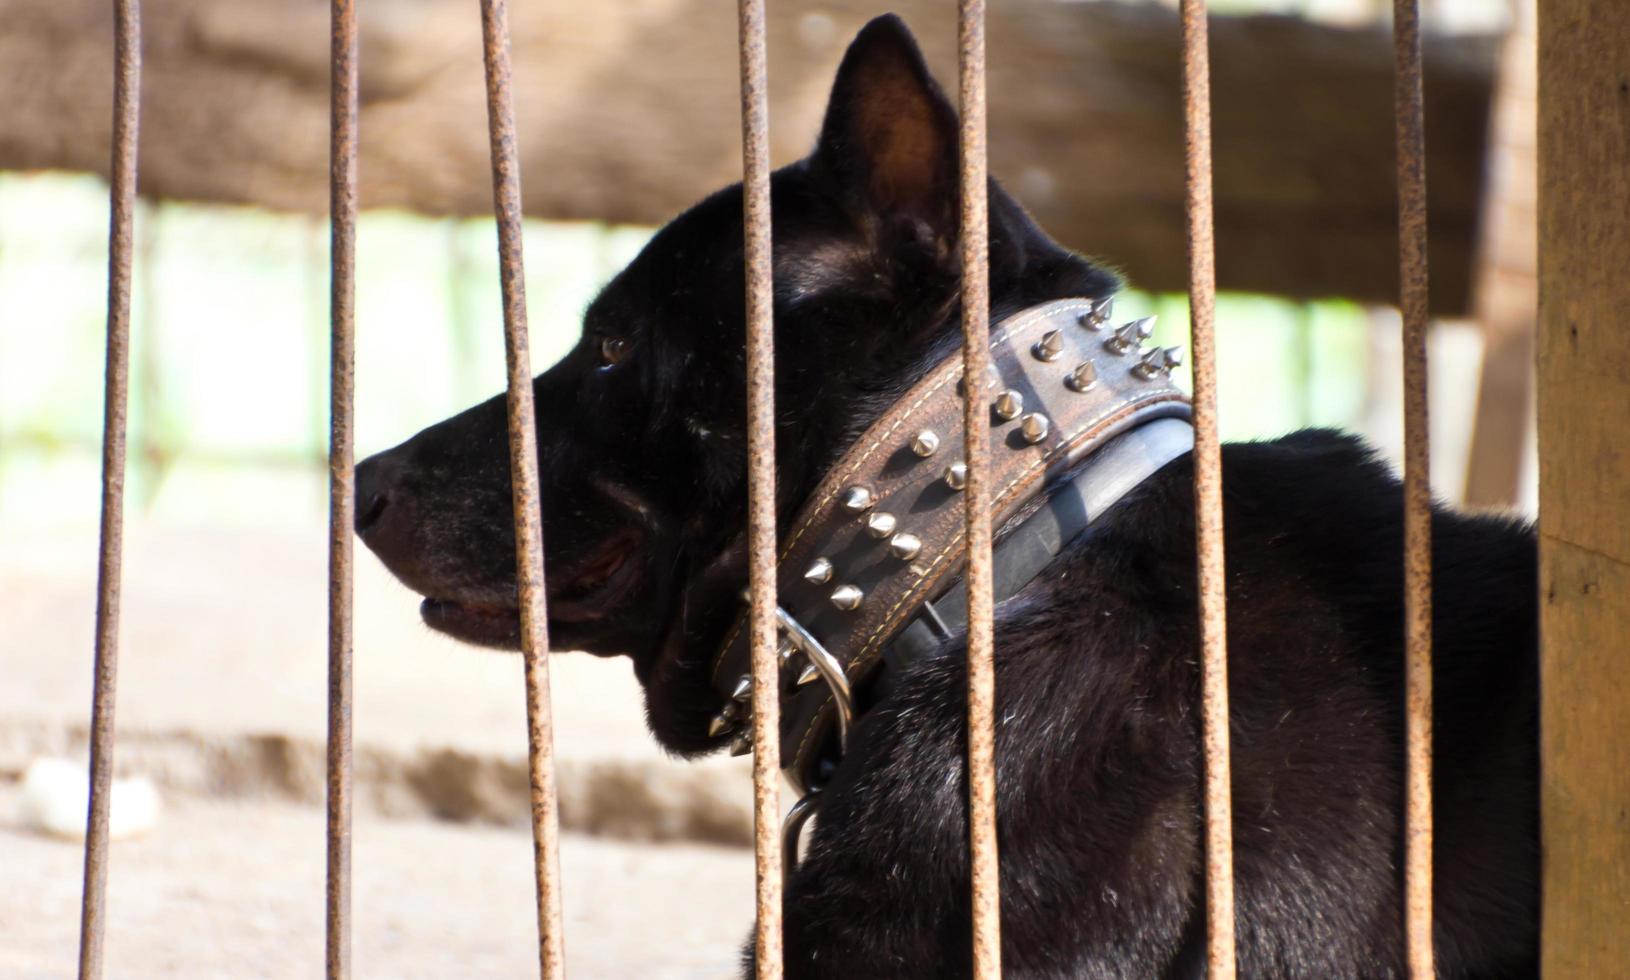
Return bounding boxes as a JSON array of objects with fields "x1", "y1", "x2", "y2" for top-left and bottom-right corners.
[{"x1": 355, "y1": 16, "x2": 1537, "y2": 978}]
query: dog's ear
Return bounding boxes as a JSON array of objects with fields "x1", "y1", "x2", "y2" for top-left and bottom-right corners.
[{"x1": 810, "y1": 15, "x2": 959, "y2": 250}]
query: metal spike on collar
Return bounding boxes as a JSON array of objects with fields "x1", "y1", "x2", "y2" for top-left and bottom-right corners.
[
  {"x1": 865, "y1": 511, "x2": 897, "y2": 538},
  {"x1": 729, "y1": 730, "x2": 753, "y2": 756},
  {"x1": 1133, "y1": 345, "x2": 1186, "y2": 380},
  {"x1": 1065, "y1": 360, "x2": 1099, "y2": 392},
  {"x1": 1078, "y1": 296, "x2": 1113, "y2": 329},
  {"x1": 944, "y1": 461, "x2": 969, "y2": 491},
  {"x1": 1020, "y1": 413, "x2": 1051, "y2": 444},
  {"x1": 1132, "y1": 346, "x2": 1163, "y2": 379},
  {"x1": 1032, "y1": 328, "x2": 1065, "y2": 362},
  {"x1": 841, "y1": 485, "x2": 875, "y2": 513},
  {"x1": 830, "y1": 584, "x2": 864, "y2": 610},
  {"x1": 911, "y1": 429, "x2": 940, "y2": 458},
  {"x1": 804, "y1": 557, "x2": 833, "y2": 585},
  {"x1": 731, "y1": 675, "x2": 752, "y2": 702},
  {"x1": 1105, "y1": 316, "x2": 1157, "y2": 355},
  {"x1": 708, "y1": 698, "x2": 740, "y2": 738},
  {"x1": 795, "y1": 662, "x2": 820, "y2": 687},
  {"x1": 993, "y1": 389, "x2": 1024, "y2": 421},
  {"x1": 888, "y1": 532, "x2": 923, "y2": 560}
]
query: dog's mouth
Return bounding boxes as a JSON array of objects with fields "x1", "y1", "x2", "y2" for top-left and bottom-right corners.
[
  {"x1": 420, "y1": 596, "x2": 521, "y2": 649},
  {"x1": 419, "y1": 529, "x2": 645, "y2": 649}
]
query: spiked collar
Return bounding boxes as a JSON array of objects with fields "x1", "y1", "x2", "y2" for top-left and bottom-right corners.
[{"x1": 707, "y1": 297, "x2": 1194, "y2": 802}]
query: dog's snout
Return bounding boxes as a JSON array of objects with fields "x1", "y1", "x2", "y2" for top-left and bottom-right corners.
[{"x1": 354, "y1": 452, "x2": 402, "y2": 539}]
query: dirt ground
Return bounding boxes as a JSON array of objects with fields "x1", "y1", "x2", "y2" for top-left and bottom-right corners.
[
  {"x1": 1, "y1": 519, "x2": 762, "y2": 977},
  {"x1": 0, "y1": 519, "x2": 754, "y2": 838},
  {"x1": 0, "y1": 785, "x2": 751, "y2": 979}
]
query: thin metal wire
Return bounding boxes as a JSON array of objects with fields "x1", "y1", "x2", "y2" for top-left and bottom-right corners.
[
  {"x1": 957, "y1": 1, "x2": 1001, "y2": 976},
  {"x1": 1178, "y1": 1, "x2": 1237, "y2": 975},
  {"x1": 1392, "y1": 0, "x2": 1434, "y2": 973},
  {"x1": 76, "y1": 2, "x2": 140, "y2": 976},
  {"x1": 734, "y1": 0, "x2": 783, "y2": 975},
  {"x1": 325, "y1": 1, "x2": 358, "y2": 976},
  {"x1": 476, "y1": 2, "x2": 566, "y2": 976}
]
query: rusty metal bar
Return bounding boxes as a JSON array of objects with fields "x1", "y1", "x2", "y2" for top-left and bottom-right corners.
[
  {"x1": 956, "y1": 1, "x2": 1002, "y2": 976},
  {"x1": 734, "y1": 0, "x2": 784, "y2": 975},
  {"x1": 325, "y1": 1, "x2": 358, "y2": 977},
  {"x1": 76, "y1": 2, "x2": 140, "y2": 977},
  {"x1": 1178, "y1": 1, "x2": 1237, "y2": 976},
  {"x1": 476, "y1": 2, "x2": 566, "y2": 976},
  {"x1": 1392, "y1": 0, "x2": 1434, "y2": 973}
]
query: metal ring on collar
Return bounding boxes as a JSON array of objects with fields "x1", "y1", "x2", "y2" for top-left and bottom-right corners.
[
  {"x1": 775, "y1": 606, "x2": 852, "y2": 753},
  {"x1": 782, "y1": 790, "x2": 822, "y2": 879}
]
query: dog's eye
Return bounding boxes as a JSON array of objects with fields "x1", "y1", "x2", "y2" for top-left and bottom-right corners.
[{"x1": 597, "y1": 336, "x2": 631, "y2": 369}]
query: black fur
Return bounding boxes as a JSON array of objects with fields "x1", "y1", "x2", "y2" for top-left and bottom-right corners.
[{"x1": 355, "y1": 15, "x2": 1537, "y2": 977}]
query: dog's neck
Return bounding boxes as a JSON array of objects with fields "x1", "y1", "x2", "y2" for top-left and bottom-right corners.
[{"x1": 664, "y1": 298, "x2": 1195, "y2": 801}]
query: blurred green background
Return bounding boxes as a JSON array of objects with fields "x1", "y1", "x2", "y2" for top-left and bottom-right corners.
[{"x1": 0, "y1": 170, "x2": 1407, "y2": 530}]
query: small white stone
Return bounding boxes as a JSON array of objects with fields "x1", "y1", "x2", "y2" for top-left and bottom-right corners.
[{"x1": 17, "y1": 757, "x2": 161, "y2": 841}]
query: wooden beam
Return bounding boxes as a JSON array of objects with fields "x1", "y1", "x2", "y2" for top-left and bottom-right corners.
[
  {"x1": 1464, "y1": 0, "x2": 1535, "y2": 509},
  {"x1": 1537, "y1": 0, "x2": 1630, "y2": 971},
  {"x1": 0, "y1": 0, "x2": 1496, "y2": 313}
]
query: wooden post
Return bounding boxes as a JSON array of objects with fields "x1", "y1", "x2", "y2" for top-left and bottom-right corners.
[
  {"x1": 1537, "y1": 0, "x2": 1630, "y2": 972},
  {"x1": 1463, "y1": 0, "x2": 1536, "y2": 509}
]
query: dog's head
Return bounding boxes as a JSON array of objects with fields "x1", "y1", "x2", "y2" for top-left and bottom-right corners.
[{"x1": 355, "y1": 15, "x2": 1115, "y2": 703}]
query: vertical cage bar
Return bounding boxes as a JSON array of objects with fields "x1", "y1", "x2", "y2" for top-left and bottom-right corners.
[
  {"x1": 325, "y1": 1, "x2": 358, "y2": 977},
  {"x1": 476, "y1": 3, "x2": 566, "y2": 976},
  {"x1": 734, "y1": 1, "x2": 784, "y2": 975},
  {"x1": 76, "y1": 2, "x2": 140, "y2": 977},
  {"x1": 1391, "y1": 0, "x2": 1434, "y2": 973},
  {"x1": 1178, "y1": 2, "x2": 1236, "y2": 976},
  {"x1": 956, "y1": 2, "x2": 1001, "y2": 976}
]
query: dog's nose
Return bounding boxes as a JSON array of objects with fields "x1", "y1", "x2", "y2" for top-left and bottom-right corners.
[{"x1": 354, "y1": 452, "x2": 401, "y2": 539}]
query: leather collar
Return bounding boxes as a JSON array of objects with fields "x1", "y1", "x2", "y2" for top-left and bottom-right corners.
[{"x1": 707, "y1": 297, "x2": 1193, "y2": 796}]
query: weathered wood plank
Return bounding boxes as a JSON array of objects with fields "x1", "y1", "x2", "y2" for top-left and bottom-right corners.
[
  {"x1": 1540, "y1": 542, "x2": 1630, "y2": 974},
  {"x1": 1537, "y1": 0, "x2": 1630, "y2": 970},
  {"x1": 0, "y1": 0, "x2": 1496, "y2": 312},
  {"x1": 1464, "y1": 0, "x2": 1535, "y2": 509}
]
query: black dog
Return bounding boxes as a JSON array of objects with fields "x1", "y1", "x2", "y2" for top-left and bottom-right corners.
[{"x1": 355, "y1": 15, "x2": 1536, "y2": 978}]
